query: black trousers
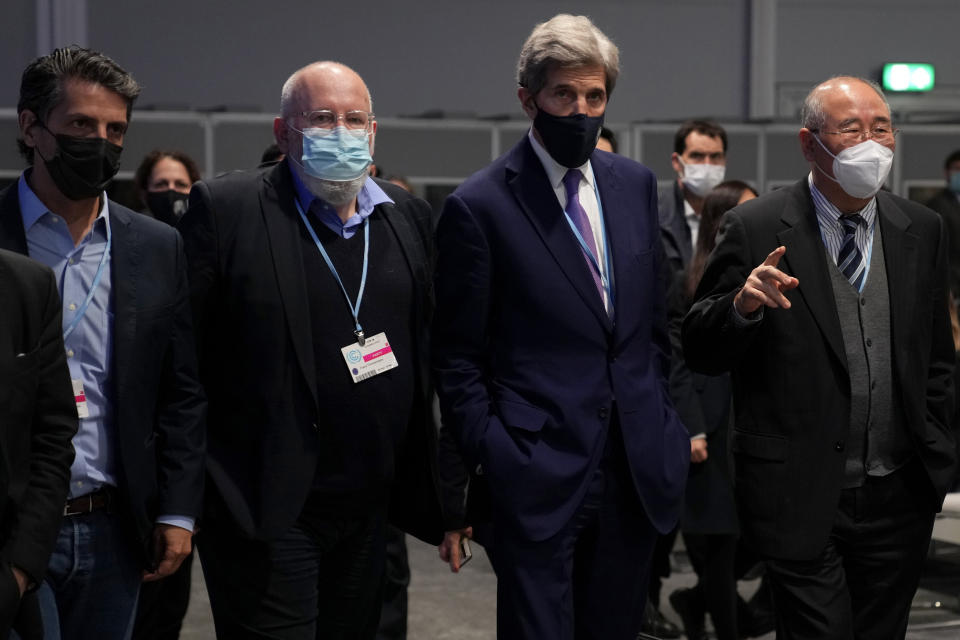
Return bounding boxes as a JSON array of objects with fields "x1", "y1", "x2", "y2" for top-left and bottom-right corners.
[
  {"x1": 198, "y1": 499, "x2": 388, "y2": 640},
  {"x1": 375, "y1": 526, "x2": 409, "y2": 640},
  {"x1": 132, "y1": 550, "x2": 194, "y2": 640},
  {"x1": 683, "y1": 532, "x2": 738, "y2": 640},
  {"x1": 764, "y1": 460, "x2": 935, "y2": 640}
]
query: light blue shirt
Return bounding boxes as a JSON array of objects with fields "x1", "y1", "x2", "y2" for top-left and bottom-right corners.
[
  {"x1": 288, "y1": 160, "x2": 393, "y2": 239},
  {"x1": 18, "y1": 173, "x2": 193, "y2": 531}
]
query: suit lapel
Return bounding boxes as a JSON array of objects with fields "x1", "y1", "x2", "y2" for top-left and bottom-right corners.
[
  {"x1": 591, "y1": 152, "x2": 631, "y2": 331},
  {"x1": 259, "y1": 165, "x2": 318, "y2": 408},
  {"x1": 506, "y1": 139, "x2": 612, "y2": 332},
  {"x1": 109, "y1": 205, "x2": 138, "y2": 403},
  {"x1": 775, "y1": 181, "x2": 847, "y2": 369},
  {"x1": 875, "y1": 192, "x2": 916, "y2": 380},
  {"x1": 0, "y1": 184, "x2": 28, "y2": 254}
]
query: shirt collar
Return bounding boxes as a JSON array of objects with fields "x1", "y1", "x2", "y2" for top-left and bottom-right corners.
[
  {"x1": 18, "y1": 170, "x2": 111, "y2": 233},
  {"x1": 683, "y1": 197, "x2": 696, "y2": 221},
  {"x1": 288, "y1": 159, "x2": 393, "y2": 233},
  {"x1": 527, "y1": 129, "x2": 596, "y2": 191},
  {"x1": 807, "y1": 172, "x2": 877, "y2": 227}
]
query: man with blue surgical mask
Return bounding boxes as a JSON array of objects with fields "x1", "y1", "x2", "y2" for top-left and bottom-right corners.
[
  {"x1": 925, "y1": 149, "x2": 960, "y2": 298},
  {"x1": 683, "y1": 76, "x2": 956, "y2": 639},
  {"x1": 660, "y1": 120, "x2": 728, "y2": 273},
  {"x1": 178, "y1": 61, "x2": 442, "y2": 639}
]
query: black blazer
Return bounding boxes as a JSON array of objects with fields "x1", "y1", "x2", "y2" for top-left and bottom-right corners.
[
  {"x1": 0, "y1": 184, "x2": 206, "y2": 560},
  {"x1": 178, "y1": 162, "x2": 443, "y2": 544},
  {"x1": 667, "y1": 273, "x2": 737, "y2": 535},
  {"x1": 659, "y1": 181, "x2": 693, "y2": 273},
  {"x1": 682, "y1": 179, "x2": 956, "y2": 560},
  {"x1": 925, "y1": 187, "x2": 960, "y2": 297},
  {"x1": 0, "y1": 249, "x2": 76, "y2": 588}
]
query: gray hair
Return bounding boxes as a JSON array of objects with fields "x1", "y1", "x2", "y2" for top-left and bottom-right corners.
[
  {"x1": 279, "y1": 61, "x2": 373, "y2": 118},
  {"x1": 800, "y1": 75, "x2": 890, "y2": 130},
  {"x1": 516, "y1": 14, "x2": 620, "y2": 97},
  {"x1": 17, "y1": 45, "x2": 140, "y2": 163}
]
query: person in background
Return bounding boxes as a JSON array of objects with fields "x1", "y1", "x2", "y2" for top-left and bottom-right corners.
[
  {"x1": 660, "y1": 120, "x2": 728, "y2": 273},
  {"x1": 683, "y1": 75, "x2": 955, "y2": 639},
  {"x1": 925, "y1": 149, "x2": 960, "y2": 299},
  {"x1": 130, "y1": 150, "x2": 202, "y2": 640},
  {"x1": 0, "y1": 249, "x2": 78, "y2": 639},
  {"x1": 596, "y1": 126, "x2": 618, "y2": 154},
  {"x1": 7, "y1": 45, "x2": 205, "y2": 639},
  {"x1": 666, "y1": 180, "x2": 755, "y2": 640},
  {"x1": 259, "y1": 143, "x2": 284, "y2": 168},
  {"x1": 134, "y1": 150, "x2": 201, "y2": 227}
]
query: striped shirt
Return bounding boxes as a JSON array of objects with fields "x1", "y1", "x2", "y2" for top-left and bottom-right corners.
[{"x1": 808, "y1": 173, "x2": 877, "y2": 292}]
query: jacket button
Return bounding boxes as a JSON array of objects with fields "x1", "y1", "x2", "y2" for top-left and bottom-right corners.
[
  {"x1": 866, "y1": 338, "x2": 873, "y2": 347},
  {"x1": 312, "y1": 422, "x2": 319, "y2": 431},
  {"x1": 475, "y1": 464, "x2": 484, "y2": 476},
  {"x1": 598, "y1": 407, "x2": 609, "y2": 419},
  {"x1": 834, "y1": 440, "x2": 845, "y2": 452}
]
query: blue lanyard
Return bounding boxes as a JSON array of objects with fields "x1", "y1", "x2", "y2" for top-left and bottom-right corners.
[
  {"x1": 562, "y1": 181, "x2": 615, "y2": 310},
  {"x1": 62, "y1": 219, "x2": 112, "y2": 340},
  {"x1": 295, "y1": 199, "x2": 370, "y2": 345}
]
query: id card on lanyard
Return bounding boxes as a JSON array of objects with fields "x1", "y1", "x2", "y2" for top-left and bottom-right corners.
[
  {"x1": 64, "y1": 220, "x2": 112, "y2": 419},
  {"x1": 294, "y1": 199, "x2": 399, "y2": 383}
]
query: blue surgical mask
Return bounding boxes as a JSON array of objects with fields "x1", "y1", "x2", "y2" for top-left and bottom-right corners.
[
  {"x1": 949, "y1": 171, "x2": 960, "y2": 194},
  {"x1": 292, "y1": 125, "x2": 372, "y2": 182}
]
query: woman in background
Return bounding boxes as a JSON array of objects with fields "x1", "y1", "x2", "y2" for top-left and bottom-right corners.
[
  {"x1": 134, "y1": 150, "x2": 201, "y2": 227},
  {"x1": 668, "y1": 181, "x2": 757, "y2": 640}
]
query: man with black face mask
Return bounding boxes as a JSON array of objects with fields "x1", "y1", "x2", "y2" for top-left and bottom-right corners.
[
  {"x1": 432, "y1": 13, "x2": 689, "y2": 639},
  {"x1": 3, "y1": 46, "x2": 205, "y2": 639}
]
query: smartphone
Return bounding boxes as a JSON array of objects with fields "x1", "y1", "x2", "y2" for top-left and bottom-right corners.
[{"x1": 458, "y1": 537, "x2": 473, "y2": 568}]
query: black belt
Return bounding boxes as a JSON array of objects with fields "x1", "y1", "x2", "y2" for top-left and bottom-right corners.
[{"x1": 63, "y1": 488, "x2": 115, "y2": 517}]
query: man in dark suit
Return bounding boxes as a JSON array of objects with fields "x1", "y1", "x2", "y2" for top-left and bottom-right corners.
[
  {"x1": 683, "y1": 76, "x2": 956, "y2": 639},
  {"x1": 432, "y1": 14, "x2": 690, "y2": 639},
  {"x1": 6, "y1": 46, "x2": 206, "y2": 638},
  {"x1": 178, "y1": 61, "x2": 441, "y2": 638},
  {"x1": 659, "y1": 120, "x2": 728, "y2": 274},
  {"x1": 0, "y1": 250, "x2": 77, "y2": 638},
  {"x1": 925, "y1": 149, "x2": 960, "y2": 298}
]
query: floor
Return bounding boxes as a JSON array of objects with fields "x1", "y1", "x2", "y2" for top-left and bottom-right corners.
[{"x1": 177, "y1": 535, "x2": 960, "y2": 639}]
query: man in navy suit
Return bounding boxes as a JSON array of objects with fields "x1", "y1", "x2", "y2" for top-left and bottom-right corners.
[
  {"x1": 432, "y1": 14, "x2": 689, "y2": 639},
  {"x1": 5, "y1": 46, "x2": 205, "y2": 638}
]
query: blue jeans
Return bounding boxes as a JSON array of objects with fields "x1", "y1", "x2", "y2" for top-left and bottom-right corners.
[{"x1": 37, "y1": 511, "x2": 142, "y2": 640}]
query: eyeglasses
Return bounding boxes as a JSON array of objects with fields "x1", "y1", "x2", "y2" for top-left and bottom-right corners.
[
  {"x1": 295, "y1": 110, "x2": 374, "y2": 131},
  {"x1": 810, "y1": 126, "x2": 900, "y2": 144}
]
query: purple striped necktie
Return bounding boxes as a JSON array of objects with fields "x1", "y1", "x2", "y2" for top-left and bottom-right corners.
[{"x1": 562, "y1": 169, "x2": 605, "y2": 302}]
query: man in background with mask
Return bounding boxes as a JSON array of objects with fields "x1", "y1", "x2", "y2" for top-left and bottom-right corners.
[
  {"x1": 660, "y1": 120, "x2": 728, "y2": 273},
  {"x1": 683, "y1": 76, "x2": 955, "y2": 638},
  {"x1": 432, "y1": 14, "x2": 689, "y2": 639},
  {"x1": 3, "y1": 46, "x2": 206, "y2": 638},
  {"x1": 178, "y1": 61, "x2": 441, "y2": 638},
  {"x1": 925, "y1": 149, "x2": 960, "y2": 299}
]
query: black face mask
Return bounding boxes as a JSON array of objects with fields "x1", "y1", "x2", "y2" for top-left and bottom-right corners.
[
  {"x1": 146, "y1": 189, "x2": 190, "y2": 226},
  {"x1": 37, "y1": 125, "x2": 123, "y2": 200},
  {"x1": 533, "y1": 104, "x2": 604, "y2": 169}
]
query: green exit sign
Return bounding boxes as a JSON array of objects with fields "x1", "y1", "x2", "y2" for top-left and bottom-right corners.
[{"x1": 882, "y1": 63, "x2": 935, "y2": 92}]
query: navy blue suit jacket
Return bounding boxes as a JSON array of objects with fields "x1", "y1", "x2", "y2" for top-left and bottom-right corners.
[
  {"x1": 0, "y1": 184, "x2": 206, "y2": 560},
  {"x1": 433, "y1": 137, "x2": 689, "y2": 542}
]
